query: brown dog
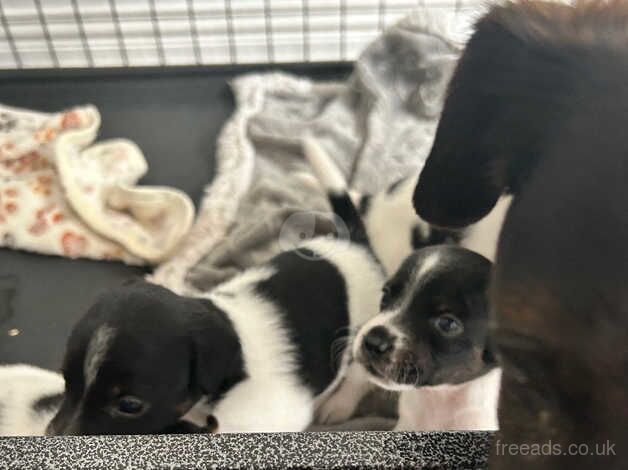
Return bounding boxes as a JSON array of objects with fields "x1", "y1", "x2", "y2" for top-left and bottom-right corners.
[{"x1": 413, "y1": 1, "x2": 628, "y2": 468}]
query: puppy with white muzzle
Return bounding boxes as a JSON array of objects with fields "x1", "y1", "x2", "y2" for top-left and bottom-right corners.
[
  {"x1": 314, "y1": 244, "x2": 500, "y2": 431},
  {"x1": 302, "y1": 137, "x2": 500, "y2": 429},
  {"x1": 353, "y1": 246, "x2": 500, "y2": 431}
]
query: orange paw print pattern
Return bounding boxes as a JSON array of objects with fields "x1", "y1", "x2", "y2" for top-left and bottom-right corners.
[
  {"x1": 34, "y1": 127, "x2": 57, "y2": 143},
  {"x1": 52, "y1": 211, "x2": 65, "y2": 224},
  {"x1": 61, "y1": 231, "x2": 88, "y2": 257},
  {"x1": 0, "y1": 104, "x2": 144, "y2": 265},
  {"x1": 30, "y1": 174, "x2": 54, "y2": 196},
  {"x1": 28, "y1": 219, "x2": 48, "y2": 236},
  {"x1": 61, "y1": 111, "x2": 82, "y2": 130},
  {"x1": 4, "y1": 201, "x2": 17, "y2": 214},
  {"x1": 28, "y1": 204, "x2": 57, "y2": 236},
  {"x1": 1, "y1": 186, "x2": 18, "y2": 218},
  {"x1": 1, "y1": 151, "x2": 51, "y2": 175},
  {"x1": 34, "y1": 110, "x2": 84, "y2": 143}
]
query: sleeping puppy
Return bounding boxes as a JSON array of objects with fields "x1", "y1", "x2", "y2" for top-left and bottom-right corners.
[
  {"x1": 48, "y1": 207, "x2": 384, "y2": 435},
  {"x1": 0, "y1": 364, "x2": 64, "y2": 436},
  {"x1": 413, "y1": 1, "x2": 628, "y2": 468}
]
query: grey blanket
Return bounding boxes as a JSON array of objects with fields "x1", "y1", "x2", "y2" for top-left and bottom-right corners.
[{"x1": 151, "y1": 8, "x2": 474, "y2": 293}]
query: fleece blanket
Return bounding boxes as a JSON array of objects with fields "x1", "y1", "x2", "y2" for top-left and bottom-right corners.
[
  {"x1": 151, "y1": 8, "x2": 477, "y2": 294},
  {"x1": 0, "y1": 105, "x2": 194, "y2": 264}
]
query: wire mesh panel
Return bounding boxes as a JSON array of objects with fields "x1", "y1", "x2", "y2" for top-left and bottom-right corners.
[{"x1": 0, "y1": 0, "x2": 483, "y2": 69}]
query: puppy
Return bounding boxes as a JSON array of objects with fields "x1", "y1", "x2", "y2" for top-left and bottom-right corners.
[
  {"x1": 303, "y1": 137, "x2": 510, "y2": 275},
  {"x1": 48, "y1": 198, "x2": 384, "y2": 434},
  {"x1": 413, "y1": 1, "x2": 628, "y2": 468},
  {"x1": 0, "y1": 364, "x2": 64, "y2": 436},
  {"x1": 353, "y1": 246, "x2": 499, "y2": 431},
  {"x1": 300, "y1": 135, "x2": 458, "y2": 277},
  {"x1": 303, "y1": 138, "x2": 499, "y2": 428}
]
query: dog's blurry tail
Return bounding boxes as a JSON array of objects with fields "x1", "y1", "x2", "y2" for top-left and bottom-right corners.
[{"x1": 302, "y1": 135, "x2": 371, "y2": 249}]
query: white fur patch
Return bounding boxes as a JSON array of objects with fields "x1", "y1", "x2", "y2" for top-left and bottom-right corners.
[
  {"x1": 314, "y1": 360, "x2": 372, "y2": 424},
  {"x1": 201, "y1": 237, "x2": 384, "y2": 433},
  {"x1": 414, "y1": 251, "x2": 441, "y2": 284},
  {"x1": 0, "y1": 364, "x2": 64, "y2": 436},
  {"x1": 303, "y1": 135, "x2": 427, "y2": 276},
  {"x1": 461, "y1": 195, "x2": 512, "y2": 262},
  {"x1": 205, "y1": 266, "x2": 313, "y2": 433},
  {"x1": 362, "y1": 174, "x2": 428, "y2": 275},
  {"x1": 395, "y1": 367, "x2": 502, "y2": 431},
  {"x1": 302, "y1": 135, "x2": 347, "y2": 194},
  {"x1": 84, "y1": 324, "x2": 115, "y2": 390},
  {"x1": 302, "y1": 238, "x2": 384, "y2": 328}
]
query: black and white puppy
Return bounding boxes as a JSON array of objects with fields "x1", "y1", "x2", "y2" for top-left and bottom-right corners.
[
  {"x1": 351, "y1": 174, "x2": 460, "y2": 275},
  {"x1": 0, "y1": 364, "x2": 64, "y2": 436},
  {"x1": 302, "y1": 138, "x2": 499, "y2": 429},
  {"x1": 306, "y1": 140, "x2": 511, "y2": 275},
  {"x1": 48, "y1": 192, "x2": 384, "y2": 434},
  {"x1": 357, "y1": 172, "x2": 512, "y2": 270},
  {"x1": 353, "y1": 246, "x2": 500, "y2": 431}
]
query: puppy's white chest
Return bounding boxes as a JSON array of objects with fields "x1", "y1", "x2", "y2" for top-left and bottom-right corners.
[{"x1": 395, "y1": 368, "x2": 501, "y2": 431}]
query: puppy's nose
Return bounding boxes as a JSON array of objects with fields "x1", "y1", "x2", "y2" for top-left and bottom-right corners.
[{"x1": 362, "y1": 326, "x2": 395, "y2": 357}]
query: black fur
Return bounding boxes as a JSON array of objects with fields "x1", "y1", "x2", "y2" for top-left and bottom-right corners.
[
  {"x1": 358, "y1": 194, "x2": 372, "y2": 216},
  {"x1": 48, "y1": 281, "x2": 244, "y2": 436},
  {"x1": 359, "y1": 246, "x2": 496, "y2": 387},
  {"x1": 256, "y1": 249, "x2": 349, "y2": 394},
  {"x1": 413, "y1": 1, "x2": 628, "y2": 467},
  {"x1": 328, "y1": 194, "x2": 371, "y2": 249}
]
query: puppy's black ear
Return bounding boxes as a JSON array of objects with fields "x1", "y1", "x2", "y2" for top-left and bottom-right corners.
[
  {"x1": 414, "y1": 2, "x2": 571, "y2": 227},
  {"x1": 188, "y1": 301, "x2": 245, "y2": 399}
]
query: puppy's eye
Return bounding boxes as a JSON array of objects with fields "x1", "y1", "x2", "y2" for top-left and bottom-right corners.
[
  {"x1": 432, "y1": 314, "x2": 464, "y2": 337},
  {"x1": 112, "y1": 396, "x2": 148, "y2": 418}
]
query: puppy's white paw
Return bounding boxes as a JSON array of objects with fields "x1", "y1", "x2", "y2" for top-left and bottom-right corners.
[{"x1": 314, "y1": 390, "x2": 359, "y2": 424}]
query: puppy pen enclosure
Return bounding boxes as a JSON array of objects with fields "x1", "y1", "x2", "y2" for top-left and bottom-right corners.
[{"x1": 0, "y1": 1, "x2": 489, "y2": 468}]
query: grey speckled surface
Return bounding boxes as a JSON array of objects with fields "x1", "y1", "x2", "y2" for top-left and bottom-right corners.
[{"x1": 0, "y1": 431, "x2": 491, "y2": 469}]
